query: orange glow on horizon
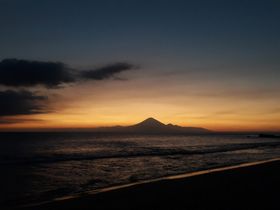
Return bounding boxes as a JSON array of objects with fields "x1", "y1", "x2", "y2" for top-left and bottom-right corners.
[
  {"x1": 1, "y1": 111, "x2": 279, "y2": 132},
  {"x1": 0, "y1": 76, "x2": 279, "y2": 132}
]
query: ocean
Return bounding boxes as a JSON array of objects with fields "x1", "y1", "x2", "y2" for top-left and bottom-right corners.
[{"x1": 0, "y1": 133, "x2": 280, "y2": 208}]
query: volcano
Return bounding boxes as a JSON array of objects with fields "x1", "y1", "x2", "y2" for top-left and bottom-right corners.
[{"x1": 93, "y1": 117, "x2": 210, "y2": 134}]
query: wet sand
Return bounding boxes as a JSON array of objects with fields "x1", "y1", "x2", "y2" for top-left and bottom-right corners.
[{"x1": 19, "y1": 158, "x2": 280, "y2": 210}]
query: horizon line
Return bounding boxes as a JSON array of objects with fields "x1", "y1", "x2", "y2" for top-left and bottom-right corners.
[{"x1": 0, "y1": 117, "x2": 279, "y2": 133}]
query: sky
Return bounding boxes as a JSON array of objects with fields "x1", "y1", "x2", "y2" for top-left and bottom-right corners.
[{"x1": 0, "y1": 0, "x2": 279, "y2": 131}]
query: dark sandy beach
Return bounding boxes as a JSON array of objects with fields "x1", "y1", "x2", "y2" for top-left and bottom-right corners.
[{"x1": 16, "y1": 158, "x2": 280, "y2": 210}]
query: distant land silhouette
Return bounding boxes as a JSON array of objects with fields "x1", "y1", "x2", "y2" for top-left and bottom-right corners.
[{"x1": 92, "y1": 118, "x2": 210, "y2": 134}]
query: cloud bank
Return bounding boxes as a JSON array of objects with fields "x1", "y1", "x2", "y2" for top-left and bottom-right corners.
[
  {"x1": 0, "y1": 90, "x2": 48, "y2": 116},
  {"x1": 0, "y1": 59, "x2": 74, "y2": 88},
  {"x1": 0, "y1": 59, "x2": 136, "y2": 88},
  {"x1": 0, "y1": 59, "x2": 137, "y2": 121}
]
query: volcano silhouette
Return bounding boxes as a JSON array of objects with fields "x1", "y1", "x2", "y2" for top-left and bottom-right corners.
[{"x1": 93, "y1": 117, "x2": 210, "y2": 134}]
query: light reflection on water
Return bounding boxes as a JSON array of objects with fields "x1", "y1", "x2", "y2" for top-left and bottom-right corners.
[{"x1": 0, "y1": 133, "x2": 279, "y2": 207}]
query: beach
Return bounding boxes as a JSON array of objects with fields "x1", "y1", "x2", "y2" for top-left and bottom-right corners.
[{"x1": 18, "y1": 158, "x2": 280, "y2": 210}]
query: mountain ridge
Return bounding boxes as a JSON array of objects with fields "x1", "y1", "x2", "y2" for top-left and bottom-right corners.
[{"x1": 92, "y1": 117, "x2": 210, "y2": 134}]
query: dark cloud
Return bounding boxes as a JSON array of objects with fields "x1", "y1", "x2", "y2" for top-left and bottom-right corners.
[
  {"x1": 0, "y1": 59, "x2": 136, "y2": 120},
  {"x1": 80, "y1": 62, "x2": 136, "y2": 80},
  {"x1": 0, "y1": 59, "x2": 74, "y2": 88},
  {"x1": 0, "y1": 59, "x2": 136, "y2": 88},
  {"x1": 0, "y1": 90, "x2": 48, "y2": 116}
]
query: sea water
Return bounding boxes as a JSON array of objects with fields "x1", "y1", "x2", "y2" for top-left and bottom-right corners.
[{"x1": 0, "y1": 133, "x2": 279, "y2": 208}]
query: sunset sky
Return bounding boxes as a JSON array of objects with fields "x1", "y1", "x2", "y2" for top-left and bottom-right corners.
[{"x1": 0, "y1": 0, "x2": 279, "y2": 131}]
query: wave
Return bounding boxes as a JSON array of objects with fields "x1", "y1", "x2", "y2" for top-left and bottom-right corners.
[{"x1": 1, "y1": 141, "x2": 280, "y2": 165}]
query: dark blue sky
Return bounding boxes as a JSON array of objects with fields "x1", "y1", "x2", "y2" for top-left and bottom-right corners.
[{"x1": 1, "y1": 0, "x2": 279, "y2": 66}]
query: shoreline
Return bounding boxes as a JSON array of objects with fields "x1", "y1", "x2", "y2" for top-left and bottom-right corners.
[
  {"x1": 18, "y1": 157, "x2": 280, "y2": 210},
  {"x1": 89, "y1": 157, "x2": 280, "y2": 195}
]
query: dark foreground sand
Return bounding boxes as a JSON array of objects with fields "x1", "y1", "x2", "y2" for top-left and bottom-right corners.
[{"x1": 20, "y1": 159, "x2": 280, "y2": 210}]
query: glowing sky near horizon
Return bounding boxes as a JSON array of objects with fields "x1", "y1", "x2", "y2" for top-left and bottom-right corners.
[{"x1": 0, "y1": 0, "x2": 279, "y2": 131}]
